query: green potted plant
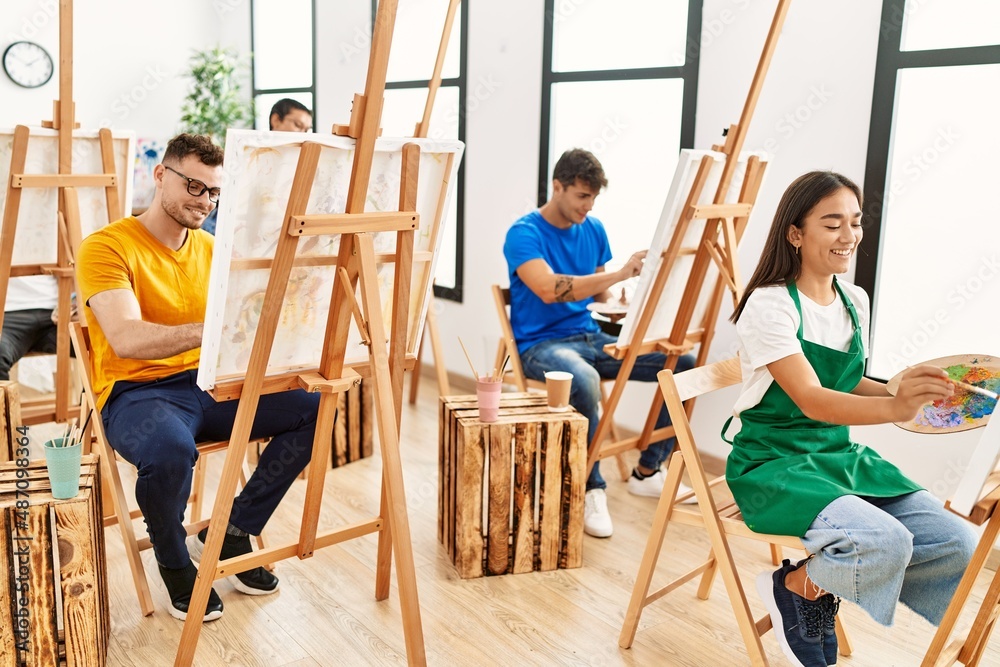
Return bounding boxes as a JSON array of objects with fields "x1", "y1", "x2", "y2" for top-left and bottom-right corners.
[{"x1": 179, "y1": 46, "x2": 252, "y2": 145}]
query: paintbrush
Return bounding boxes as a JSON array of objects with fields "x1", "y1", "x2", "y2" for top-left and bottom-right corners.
[
  {"x1": 496, "y1": 353, "x2": 511, "y2": 382},
  {"x1": 911, "y1": 366, "x2": 999, "y2": 401},
  {"x1": 948, "y1": 377, "x2": 999, "y2": 401},
  {"x1": 457, "y1": 337, "x2": 481, "y2": 380}
]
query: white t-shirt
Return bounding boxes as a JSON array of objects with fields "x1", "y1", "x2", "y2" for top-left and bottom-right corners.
[
  {"x1": 732, "y1": 281, "x2": 870, "y2": 416},
  {"x1": 4, "y1": 276, "x2": 59, "y2": 312}
]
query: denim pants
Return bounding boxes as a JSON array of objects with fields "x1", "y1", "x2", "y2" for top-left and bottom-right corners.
[
  {"x1": 102, "y1": 369, "x2": 320, "y2": 569},
  {"x1": 520, "y1": 331, "x2": 694, "y2": 490},
  {"x1": 801, "y1": 491, "x2": 977, "y2": 627},
  {"x1": 0, "y1": 309, "x2": 57, "y2": 380}
]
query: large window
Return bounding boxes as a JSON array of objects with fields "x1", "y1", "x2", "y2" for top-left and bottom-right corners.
[
  {"x1": 250, "y1": 0, "x2": 316, "y2": 129},
  {"x1": 377, "y1": 0, "x2": 468, "y2": 302},
  {"x1": 859, "y1": 0, "x2": 1000, "y2": 380},
  {"x1": 539, "y1": 0, "x2": 702, "y2": 268}
]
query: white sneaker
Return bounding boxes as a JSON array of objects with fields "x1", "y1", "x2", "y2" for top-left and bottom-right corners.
[
  {"x1": 584, "y1": 488, "x2": 614, "y2": 537},
  {"x1": 627, "y1": 469, "x2": 698, "y2": 504}
]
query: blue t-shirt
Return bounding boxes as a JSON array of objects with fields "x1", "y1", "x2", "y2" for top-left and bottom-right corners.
[{"x1": 503, "y1": 210, "x2": 612, "y2": 354}]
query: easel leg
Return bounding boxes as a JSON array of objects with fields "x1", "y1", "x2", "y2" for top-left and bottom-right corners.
[
  {"x1": 922, "y1": 508, "x2": 1000, "y2": 666},
  {"x1": 959, "y1": 564, "x2": 1000, "y2": 664},
  {"x1": 357, "y1": 233, "x2": 426, "y2": 664}
]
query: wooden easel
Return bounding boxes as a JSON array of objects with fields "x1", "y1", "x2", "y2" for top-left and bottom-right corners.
[
  {"x1": 175, "y1": 1, "x2": 426, "y2": 664},
  {"x1": 585, "y1": 0, "x2": 789, "y2": 478},
  {"x1": 408, "y1": 0, "x2": 461, "y2": 403},
  {"x1": 0, "y1": 0, "x2": 122, "y2": 426},
  {"x1": 922, "y1": 468, "x2": 1000, "y2": 666}
]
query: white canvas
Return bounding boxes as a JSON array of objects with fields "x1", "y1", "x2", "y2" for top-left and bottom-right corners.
[
  {"x1": 198, "y1": 130, "x2": 463, "y2": 390},
  {"x1": 0, "y1": 127, "x2": 135, "y2": 264},
  {"x1": 617, "y1": 149, "x2": 767, "y2": 347},
  {"x1": 949, "y1": 415, "x2": 1000, "y2": 517}
]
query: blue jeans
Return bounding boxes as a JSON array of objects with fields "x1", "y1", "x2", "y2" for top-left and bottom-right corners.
[
  {"x1": 802, "y1": 491, "x2": 977, "y2": 627},
  {"x1": 102, "y1": 370, "x2": 320, "y2": 569},
  {"x1": 520, "y1": 331, "x2": 694, "y2": 491},
  {"x1": 0, "y1": 309, "x2": 57, "y2": 380}
]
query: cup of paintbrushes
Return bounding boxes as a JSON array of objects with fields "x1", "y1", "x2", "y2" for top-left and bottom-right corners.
[
  {"x1": 476, "y1": 376, "x2": 502, "y2": 423},
  {"x1": 43, "y1": 436, "x2": 83, "y2": 499}
]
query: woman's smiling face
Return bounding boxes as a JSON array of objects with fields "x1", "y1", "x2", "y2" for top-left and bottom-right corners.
[{"x1": 788, "y1": 186, "x2": 863, "y2": 278}]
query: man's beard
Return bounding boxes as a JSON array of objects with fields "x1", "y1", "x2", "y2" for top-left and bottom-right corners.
[{"x1": 161, "y1": 196, "x2": 211, "y2": 230}]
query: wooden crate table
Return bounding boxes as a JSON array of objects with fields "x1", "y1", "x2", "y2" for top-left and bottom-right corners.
[
  {"x1": 0, "y1": 455, "x2": 109, "y2": 666},
  {"x1": 439, "y1": 393, "x2": 588, "y2": 578}
]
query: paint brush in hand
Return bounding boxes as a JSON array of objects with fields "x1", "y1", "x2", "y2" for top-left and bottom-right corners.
[
  {"x1": 948, "y1": 377, "x2": 999, "y2": 401},
  {"x1": 916, "y1": 366, "x2": 1000, "y2": 401}
]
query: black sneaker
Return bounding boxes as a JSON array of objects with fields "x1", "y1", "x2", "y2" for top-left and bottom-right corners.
[
  {"x1": 157, "y1": 562, "x2": 224, "y2": 622},
  {"x1": 188, "y1": 528, "x2": 280, "y2": 596},
  {"x1": 819, "y1": 592, "x2": 841, "y2": 665},
  {"x1": 755, "y1": 559, "x2": 827, "y2": 667}
]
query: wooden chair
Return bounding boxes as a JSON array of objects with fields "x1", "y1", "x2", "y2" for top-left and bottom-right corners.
[
  {"x1": 618, "y1": 358, "x2": 853, "y2": 665},
  {"x1": 69, "y1": 321, "x2": 266, "y2": 617},
  {"x1": 491, "y1": 284, "x2": 629, "y2": 481}
]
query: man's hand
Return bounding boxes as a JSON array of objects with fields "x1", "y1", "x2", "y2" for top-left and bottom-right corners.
[{"x1": 617, "y1": 250, "x2": 647, "y2": 280}]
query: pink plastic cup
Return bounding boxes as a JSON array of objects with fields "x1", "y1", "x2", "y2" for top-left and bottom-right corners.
[{"x1": 476, "y1": 377, "x2": 502, "y2": 422}]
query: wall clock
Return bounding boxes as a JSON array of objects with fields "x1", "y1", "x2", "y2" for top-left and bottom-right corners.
[{"x1": 3, "y1": 41, "x2": 54, "y2": 88}]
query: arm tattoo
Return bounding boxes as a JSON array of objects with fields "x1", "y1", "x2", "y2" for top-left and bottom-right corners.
[{"x1": 554, "y1": 275, "x2": 575, "y2": 302}]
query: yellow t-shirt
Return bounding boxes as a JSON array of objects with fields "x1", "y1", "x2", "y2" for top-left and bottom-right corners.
[{"x1": 76, "y1": 216, "x2": 213, "y2": 410}]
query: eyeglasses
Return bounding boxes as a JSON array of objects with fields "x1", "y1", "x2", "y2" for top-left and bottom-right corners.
[{"x1": 163, "y1": 165, "x2": 221, "y2": 203}]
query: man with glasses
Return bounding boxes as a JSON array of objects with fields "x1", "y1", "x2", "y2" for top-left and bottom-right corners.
[{"x1": 77, "y1": 133, "x2": 319, "y2": 622}]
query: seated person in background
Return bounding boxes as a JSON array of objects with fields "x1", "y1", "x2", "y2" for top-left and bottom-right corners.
[
  {"x1": 503, "y1": 148, "x2": 695, "y2": 539},
  {"x1": 202, "y1": 98, "x2": 313, "y2": 235},
  {"x1": 77, "y1": 133, "x2": 320, "y2": 622},
  {"x1": 0, "y1": 276, "x2": 59, "y2": 380},
  {"x1": 726, "y1": 171, "x2": 976, "y2": 667},
  {"x1": 269, "y1": 98, "x2": 313, "y2": 133}
]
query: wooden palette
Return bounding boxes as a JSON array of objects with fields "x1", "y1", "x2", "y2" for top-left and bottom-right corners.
[{"x1": 886, "y1": 354, "x2": 999, "y2": 433}]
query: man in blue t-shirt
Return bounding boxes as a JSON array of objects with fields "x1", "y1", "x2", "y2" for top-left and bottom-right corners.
[{"x1": 503, "y1": 148, "x2": 694, "y2": 538}]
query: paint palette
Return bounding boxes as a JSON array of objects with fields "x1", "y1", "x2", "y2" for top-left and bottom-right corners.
[{"x1": 886, "y1": 354, "x2": 1000, "y2": 433}]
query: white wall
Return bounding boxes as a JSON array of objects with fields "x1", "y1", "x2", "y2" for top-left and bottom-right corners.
[
  {"x1": 0, "y1": 1, "x2": 249, "y2": 138},
  {"x1": 2, "y1": 0, "x2": 973, "y2": 498}
]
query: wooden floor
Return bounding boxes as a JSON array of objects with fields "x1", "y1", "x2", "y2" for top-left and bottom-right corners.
[{"x1": 98, "y1": 375, "x2": 1000, "y2": 667}]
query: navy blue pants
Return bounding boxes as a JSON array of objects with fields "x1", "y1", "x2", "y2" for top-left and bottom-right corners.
[
  {"x1": 0, "y1": 309, "x2": 57, "y2": 380},
  {"x1": 102, "y1": 370, "x2": 319, "y2": 569}
]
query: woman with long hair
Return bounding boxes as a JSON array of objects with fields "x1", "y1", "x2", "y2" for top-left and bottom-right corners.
[{"x1": 725, "y1": 171, "x2": 976, "y2": 666}]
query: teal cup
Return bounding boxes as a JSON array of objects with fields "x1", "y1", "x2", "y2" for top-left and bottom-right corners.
[{"x1": 43, "y1": 437, "x2": 83, "y2": 500}]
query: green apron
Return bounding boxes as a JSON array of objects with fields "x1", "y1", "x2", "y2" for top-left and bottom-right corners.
[{"x1": 722, "y1": 278, "x2": 922, "y2": 536}]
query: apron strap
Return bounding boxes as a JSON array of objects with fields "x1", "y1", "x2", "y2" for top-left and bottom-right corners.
[
  {"x1": 786, "y1": 280, "x2": 805, "y2": 339},
  {"x1": 721, "y1": 415, "x2": 737, "y2": 445},
  {"x1": 832, "y1": 276, "x2": 861, "y2": 334}
]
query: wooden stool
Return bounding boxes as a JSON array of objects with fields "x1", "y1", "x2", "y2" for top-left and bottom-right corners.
[
  {"x1": 0, "y1": 454, "x2": 109, "y2": 666},
  {"x1": 438, "y1": 392, "x2": 587, "y2": 578}
]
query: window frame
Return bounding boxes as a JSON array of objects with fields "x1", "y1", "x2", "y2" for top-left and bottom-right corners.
[
  {"x1": 372, "y1": 0, "x2": 469, "y2": 303},
  {"x1": 537, "y1": 0, "x2": 704, "y2": 207},
  {"x1": 249, "y1": 0, "x2": 318, "y2": 128},
  {"x1": 857, "y1": 0, "x2": 1000, "y2": 316}
]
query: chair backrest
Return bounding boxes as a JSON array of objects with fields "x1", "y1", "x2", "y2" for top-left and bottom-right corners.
[
  {"x1": 657, "y1": 357, "x2": 741, "y2": 460},
  {"x1": 656, "y1": 357, "x2": 742, "y2": 509},
  {"x1": 491, "y1": 284, "x2": 544, "y2": 393},
  {"x1": 69, "y1": 322, "x2": 96, "y2": 404},
  {"x1": 69, "y1": 322, "x2": 106, "y2": 449}
]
